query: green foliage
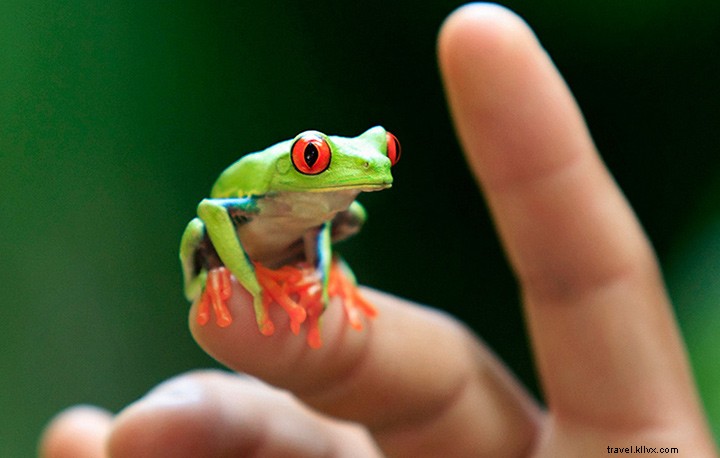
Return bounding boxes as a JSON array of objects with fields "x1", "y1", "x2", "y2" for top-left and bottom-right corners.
[{"x1": 667, "y1": 181, "x2": 720, "y2": 443}]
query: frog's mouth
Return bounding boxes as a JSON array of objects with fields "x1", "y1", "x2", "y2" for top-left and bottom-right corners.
[{"x1": 312, "y1": 182, "x2": 392, "y2": 192}]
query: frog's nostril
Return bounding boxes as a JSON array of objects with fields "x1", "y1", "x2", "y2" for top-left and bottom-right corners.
[{"x1": 363, "y1": 162, "x2": 370, "y2": 168}]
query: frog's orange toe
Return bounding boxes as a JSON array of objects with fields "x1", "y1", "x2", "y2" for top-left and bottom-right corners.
[
  {"x1": 255, "y1": 262, "x2": 311, "y2": 335},
  {"x1": 196, "y1": 267, "x2": 234, "y2": 327},
  {"x1": 328, "y1": 260, "x2": 377, "y2": 331},
  {"x1": 259, "y1": 319, "x2": 275, "y2": 336},
  {"x1": 198, "y1": 260, "x2": 377, "y2": 348},
  {"x1": 195, "y1": 293, "x2": 211, "y2": 326},
  {"x1": 307, "y1": 322, "x2": 323, "y2": 349}
]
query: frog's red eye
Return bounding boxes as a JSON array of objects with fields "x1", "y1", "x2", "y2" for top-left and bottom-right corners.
[
  {"x1": 291, "y1": 132, "x2": 331, "y2": 175},
  {"x1": 386, "y1": 131, "x2": 401, "y2": 166}
]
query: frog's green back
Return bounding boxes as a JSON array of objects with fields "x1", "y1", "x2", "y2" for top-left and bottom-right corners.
[{"x1": 210, "y1": 140, "x2": 291, "y2": 198}]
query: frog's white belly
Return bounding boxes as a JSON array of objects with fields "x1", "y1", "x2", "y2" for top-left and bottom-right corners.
[{"x1": 237, "y1": 190, "x2": 359, "y2": 267}]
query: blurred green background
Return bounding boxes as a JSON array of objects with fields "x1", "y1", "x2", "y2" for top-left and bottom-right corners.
[{"x1": 1, "y1": 1, "x2": 718, "y2": 455}]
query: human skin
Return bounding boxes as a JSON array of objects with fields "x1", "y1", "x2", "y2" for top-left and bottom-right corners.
[{"x1": 39, "y1": 4, "x2": 718, "y2": 457}]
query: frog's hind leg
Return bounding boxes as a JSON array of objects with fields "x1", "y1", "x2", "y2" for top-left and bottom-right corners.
[
  {"x1": 180, "y1": 218, "x2": 207, "y2": 302},
  {"x1": 300, "y1": 222, "x2": 332, "y2": 348},
  {"x1": 180, "y1": 217, "x2": 233, "y2": 327}
]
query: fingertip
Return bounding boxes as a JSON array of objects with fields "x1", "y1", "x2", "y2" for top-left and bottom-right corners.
[
  {"x1": 437, "y1": 3, "x2": 545, "y2": 177},
  {"x1": 40, "y1": 405, "x2": 112, "y2": 458},
  {"x1": 107, "y1": 371, "x2": 378, "y2": 458},
  {"x1": 438, "y1": 2, "x2": 535, "y2": 76},
  {"x1": 438, "y1": 2, "x2": 592, "y2": 193},
  {"x1": 107, "y1": 372, "x2": 250, "y2": 458}
]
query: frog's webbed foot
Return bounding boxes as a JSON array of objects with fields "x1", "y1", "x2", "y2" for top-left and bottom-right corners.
[
  {"x1": 195, "y1": 267, "x2": 233, "y2": 328},
  {"x1": 328, "y1": 260, "x2": 377, "y2": 330},
  {"x1": 195, "y1": 260, "x2": 376, "y2": 349},
  {"x1": 190, "y1": 256, "x2": 313, "y2": 339},
  {"x1": 254, "y1": 263, "x2": 309, "y2": 336},
  {"x1": 255, "y1": 262, "x2": 327, "y2": 348},
  {"x1": 255, "y1": 258, "x2": 376, "y2": 348},
  {"x1": 193, "y1": 266, "x2": 285, "y2": 336}
]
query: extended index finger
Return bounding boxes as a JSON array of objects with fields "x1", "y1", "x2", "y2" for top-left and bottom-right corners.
[{"x1": 438, "y1": 3, "x2": 710, "y2": 436}]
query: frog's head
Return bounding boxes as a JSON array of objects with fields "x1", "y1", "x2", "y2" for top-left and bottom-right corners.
[
  {"x1": 272, "y1": 126, "x2": 398, "y2": 193},
  {"x1": 210, "y1": 126, "x2": 399, "y2": 198}
]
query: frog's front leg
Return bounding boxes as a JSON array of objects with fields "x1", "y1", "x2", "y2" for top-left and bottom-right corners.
[
  {"x1": 327, "y1": 203, "x2": 377, "y2": 330},
  {"x1": 196, "y1": 198, "x2": 276, "y2": 335},
  {"x1": 300, "y1": 214, "x2": 377, "y2": 348},
  {"x1": 297, "y1": 221, "x2": 333, "y2": 348}
]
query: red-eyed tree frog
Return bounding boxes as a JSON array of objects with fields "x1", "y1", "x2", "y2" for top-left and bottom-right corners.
[{"x1": 180, "y1": 126, "x2": 400, "y2": 348}]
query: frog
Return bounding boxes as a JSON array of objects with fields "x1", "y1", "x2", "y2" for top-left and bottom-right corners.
[{"x1": 180, "y1": 126, "x2": 400, "y2": 348}]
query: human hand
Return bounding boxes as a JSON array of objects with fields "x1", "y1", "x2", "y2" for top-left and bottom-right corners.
[{"x1": 40, "y1": 4, "x2": 717, "y2": 457}]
